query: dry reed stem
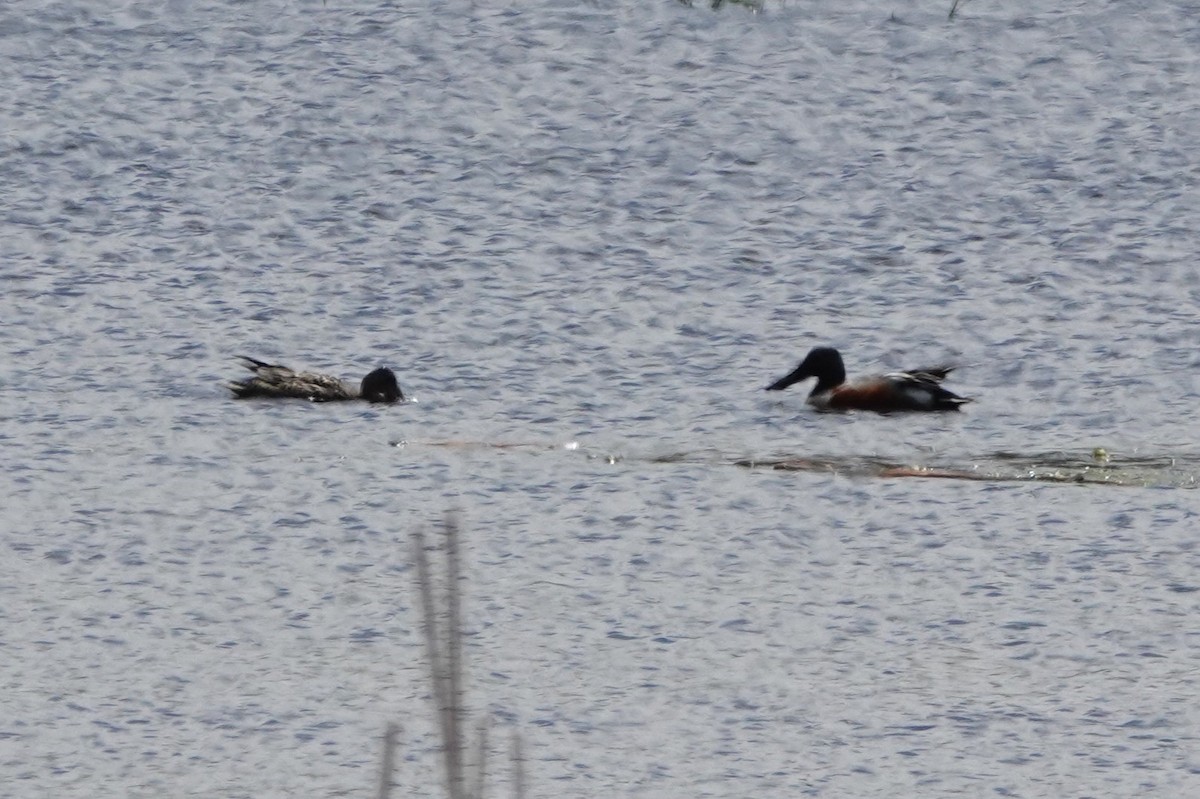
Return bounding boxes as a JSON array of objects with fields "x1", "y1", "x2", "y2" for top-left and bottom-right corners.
[
  {"x1": 410, "y1": 517, "x2": 526, "y2": 799},
  {"x1": 445, "y1": 518, "x2": 465, "y2": 799},
  {"x1": 412, "y1": 528, "x2": 463, "y2": 799},
  {"x1": 376, "y1": 722, "x2": 400, "y2": 799}
]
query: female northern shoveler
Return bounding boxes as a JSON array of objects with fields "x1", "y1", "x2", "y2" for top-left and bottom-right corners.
[
  {"x1": 227, "y1": 356, "x2": 404, "y2": 403},
  {"x1": 765, "y1": 347, "x2": 970, "y2": 412}
]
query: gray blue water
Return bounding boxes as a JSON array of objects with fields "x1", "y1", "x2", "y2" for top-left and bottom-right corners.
[{"x1": 3, "y1": 0, "x2": 1200, "y2": 796}]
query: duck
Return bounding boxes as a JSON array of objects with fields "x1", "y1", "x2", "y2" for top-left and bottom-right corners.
[
  {"x1": 765, "y1": 347, "x2": 970, "y2": 412},
  {"x1": 227, "y1": 356, "x2": 404, "y2": 403}
]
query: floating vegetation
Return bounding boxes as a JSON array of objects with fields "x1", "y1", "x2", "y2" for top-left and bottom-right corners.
[
  {"x1": 410, "y1": 439, "x2": 1197, "y2": 488},
  {"x1": 734, "y1": 450, "x2": 1200, "y2": 488},
  {"x1": 676, "y1": 0, "x2": 766, "y2": 12}
]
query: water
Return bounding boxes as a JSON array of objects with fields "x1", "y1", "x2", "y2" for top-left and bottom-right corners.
[{"x1": 3, "y1": 0, "x2": 1200, "y2": 796}]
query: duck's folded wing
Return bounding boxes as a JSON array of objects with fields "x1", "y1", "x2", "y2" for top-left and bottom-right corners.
[
  {"x1": 291, "y1": 371, "x2": 355, "y2": 401},
  {"x1": 896, "y1": 365, "x2": 956, "y2": 384},
  {"x1": 229, "y1": 357, "x2": 350, "y2": 400}
]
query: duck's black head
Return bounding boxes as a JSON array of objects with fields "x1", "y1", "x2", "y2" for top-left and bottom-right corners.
[
  {"x1": 361, "y1": 367, "x2": 404, "y2": 403},
  {"x1": 766, "y1": 346, "x2": 847, "y2": 392}
]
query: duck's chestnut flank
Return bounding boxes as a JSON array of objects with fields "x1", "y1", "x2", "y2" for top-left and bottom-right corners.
[{"x1": 767, "y1": 347, "x2": 970, "y2": 413}]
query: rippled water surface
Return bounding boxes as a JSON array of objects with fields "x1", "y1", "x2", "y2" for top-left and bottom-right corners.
[{"x1": 3, "y1": 0, "x2": 1200, "y2": 796}]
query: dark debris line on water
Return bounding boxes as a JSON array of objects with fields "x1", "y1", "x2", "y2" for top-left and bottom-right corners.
[
  {"x1": 732, "y1": 452, "x2": 1199, "y2": 488},
  {"x1": 413, "y1": 440, "x2": 1198, "y2": 488}
]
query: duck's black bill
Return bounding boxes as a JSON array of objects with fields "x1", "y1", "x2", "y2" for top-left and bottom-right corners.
[{"x1": 765, "y1": 367, "x2": 806, "y2": 392}]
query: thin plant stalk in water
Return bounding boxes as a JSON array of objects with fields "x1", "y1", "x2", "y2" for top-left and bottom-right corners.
[
  {"x1": 390, "y1": 518, "x2": 525, "y2": 799},
  {"x1": 376, "y1": 722, "x2": 401, "y2": 799},
  {"x1": 412, "y1": 523, "x2": 466, "y2": 798},
  {"x1": 403, "y1": 515, "x2": 525, "y2": 796}
]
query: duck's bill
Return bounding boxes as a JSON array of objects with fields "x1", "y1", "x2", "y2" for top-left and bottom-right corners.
[{"x1": 765, "y1": 368, "x2": 807, "y2": 391}]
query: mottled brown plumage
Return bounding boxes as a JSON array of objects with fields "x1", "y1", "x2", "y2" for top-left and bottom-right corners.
[{"x1": 227, "y1": 356, "x2": 403, "y2": 403}]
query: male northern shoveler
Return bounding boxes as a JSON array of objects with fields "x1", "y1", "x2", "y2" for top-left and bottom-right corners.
[
  {"x1": 227, "y1": 356, "x2": 404, "y2": 403},
  {"x1": 765, "y1": 347, "x2": 970, "y2": 412}
]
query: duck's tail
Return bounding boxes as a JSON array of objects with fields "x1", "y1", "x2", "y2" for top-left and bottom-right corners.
[{"x1": 235, "y1": 355, "x2": 278, "y2": 372}]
